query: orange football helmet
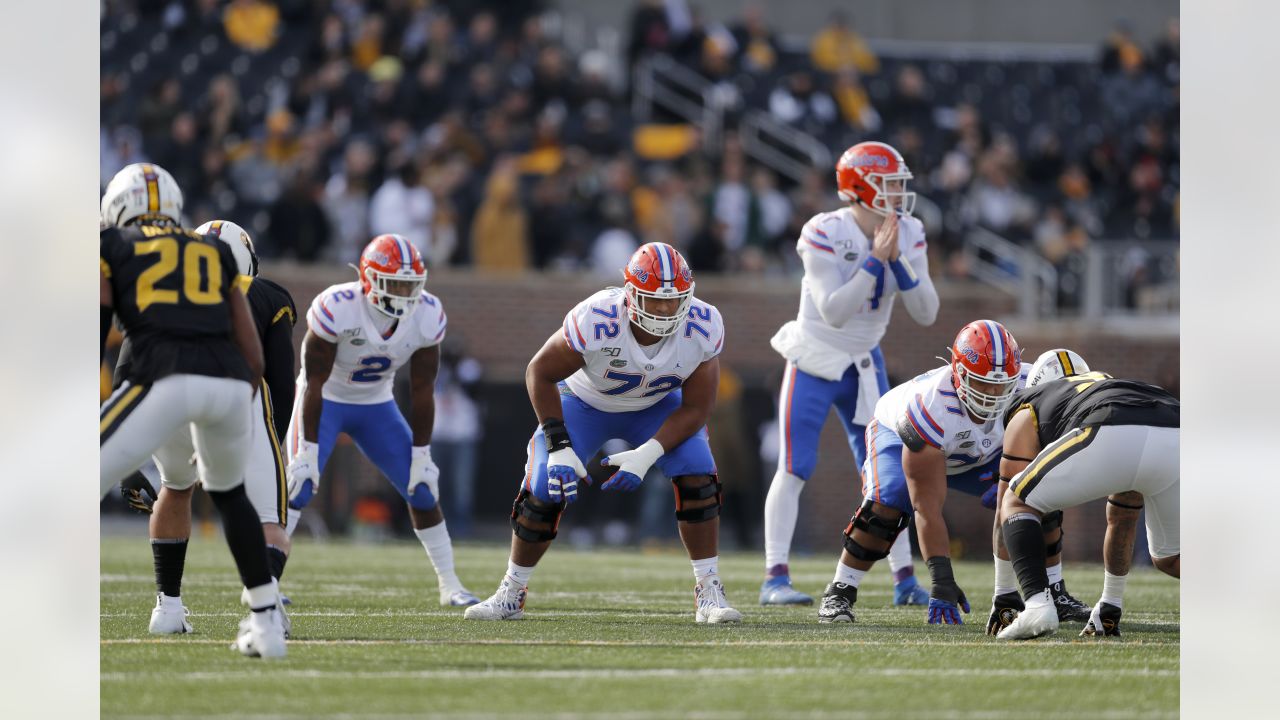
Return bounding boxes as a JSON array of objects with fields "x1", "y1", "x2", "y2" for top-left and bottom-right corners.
[
  {"x1": 622, "y1": 242, "x2": 694, "y2": 337},
  {"x1": 357, "y1": 234, "x2": 427, "y2": 318},
  {"x1": 949, "y1": 319, "x2": 1022, "y2": 420},
  {"x1": 836, "y1": 141, "x2": 916, "y2": 216}
]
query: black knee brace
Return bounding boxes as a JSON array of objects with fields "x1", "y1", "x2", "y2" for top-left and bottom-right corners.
[
  {"x1": 842, "y1": 499, "x2": 909, "y2": 562},
  {"x1": 672, "y1": 475, "x2": 722, "y2": 523},
  {"x1": 1042, "y1": 510, "x2": 1064, "y2": 557},
  {"x1": 510, "y1": 489, "x2": 564, "y2": 543}
]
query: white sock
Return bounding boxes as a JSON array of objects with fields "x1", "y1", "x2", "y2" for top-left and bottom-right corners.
[
  {"x1": 764, "y1": 470, "x2": 805, "y2": 569},
  {"x1": 834, "y1": 561, "x2": 868, "y2": 588},
  {"x1": 158, "y1": 592, "x2": 183, "y2": 605},
  {"x1": 1100, "y1": 571, "x2": 1128, "y2": 608},
  {"x1": 1047, "y1": 562, "x2": 1064, "y2": 584},
  {"x1": 244, "y1": 582, "x2": 277, "y2": 611},
  {"x1": 887, "y1": 532, "x2": 913, "y2": 574},
  {"x1": 505, "y1": 560, "x2": 534, "y2": 588},
  {"x1": 692, "y1": 556, "x2": 719, "y2": 580},
  {"x1": 286, "y1": 507, "x2": 301, "y2": 538},
  {"x1": 414, "y1": 522, "x2": 461, "y2": 590},
  {"x1": 993, "y1": 554, "x2": 1018, "y2": 596}
]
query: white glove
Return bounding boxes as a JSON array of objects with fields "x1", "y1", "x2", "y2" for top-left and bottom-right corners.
[
  {"x1": 287, "y1": 440, "x2": 320, "y2": 508},
  {"x1": 409, "y1": 444, "x2": 440, "y2": 500},
  {"x1": 546, "y1": 446, "x2": 589, "y2": 503},
  {"x1": 600, "y1": 438, "x2": 665, "y2": 492}
]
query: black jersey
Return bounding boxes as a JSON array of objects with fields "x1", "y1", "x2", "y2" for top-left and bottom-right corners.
[
  {"x1": 244, "y1": 276, "x2": 297, "y2": 441},
  {"x1": 101, "y1": 223, "x2": 251, "y2": 385},
  {"x1": 1003, "y1": 371, "x2": 1179, "y2": 447}
]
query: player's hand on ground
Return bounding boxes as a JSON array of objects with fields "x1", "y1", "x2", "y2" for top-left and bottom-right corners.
[
  {"x1": 871, "y1": 211, "x2": 900, "y2": 262},
  {"x1": 600, "y1": 439, "x2": 664, "y2": 492},
  {"x1": 986, "y1": 591, "x2": 1024, "y2": 635},
  {"x1": 120, "y1": 471, "x2": 156, "y2": 514},
  {"x1": 287, "y1": 440, "x2": 321, "y2": 509},
  {"x1": 927, "y1": 585, "x2": 971, "y2": 625},
  {"x1": 546, "y1": 447, "x2": 588, "y2": 503},
  {"x1": 408, "y1": 445, "x2": 440, "y2": 500}
]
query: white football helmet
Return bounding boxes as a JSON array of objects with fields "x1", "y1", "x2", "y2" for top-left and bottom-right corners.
[
  {"x1": 1026, "y1": 349, "x2": 1090, "y2": 388},
  {"x1": 101, "y1": 163, "x2": 184, "y2": 228},
  {"x1": 196, "y1": 219, "x2": 258, "y2": 276}
]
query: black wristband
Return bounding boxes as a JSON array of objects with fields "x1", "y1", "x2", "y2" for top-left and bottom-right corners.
[
  {"x1": 542, "y1": 419, "x2": 573, "y2": 452},
  {"x1": 926, "y1": 556, "x2": 960, "y2": 603}
]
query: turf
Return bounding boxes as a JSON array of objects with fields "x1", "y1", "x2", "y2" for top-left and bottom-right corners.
[{"x1": 101, "y1": 536, "x2": 1179, "y2": 719}]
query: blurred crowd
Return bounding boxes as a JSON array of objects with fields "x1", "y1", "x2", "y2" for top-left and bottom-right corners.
[{"x1": 101, "y1": 1, "x2": 1178, "y2": 300}]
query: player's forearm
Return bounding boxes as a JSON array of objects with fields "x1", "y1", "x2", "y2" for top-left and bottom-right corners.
[
  {"x1": 813, "y1": 268, "x2": 878, "y2": 326},
  {"x1": 410, "y1": 389, "x2": 434, "y2": 446},
  {"x1": 300, "y1": 384, "x2": 324, "y2": 443},
  {"x1": 897, "y1": 263, "x2": 938, "y2": 326},
  {"x1": 652, "y1": 405, "x2": 708, "y2": 452},
  {"x1": 913, "y1": 507, "x2": 950, "y2": 561}
]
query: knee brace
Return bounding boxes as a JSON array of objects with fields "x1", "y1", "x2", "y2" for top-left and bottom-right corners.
[
  {"x1": 1042, "y1": 510, "x2": 1064, "y2": 557},
  {"x1": 672, "y1": 475, "x2": 722, "y2": 523},
  {"x1": 842, "y1": 499, "x2": 909, "y2": 562},
  {"x1": 509, "y1": 489, "x2": 564, "y2": 543}
]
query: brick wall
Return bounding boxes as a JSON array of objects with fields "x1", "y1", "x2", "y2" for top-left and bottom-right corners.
[{"x1": 268, "y1": 262, "x2": 1178, "y2": 563}]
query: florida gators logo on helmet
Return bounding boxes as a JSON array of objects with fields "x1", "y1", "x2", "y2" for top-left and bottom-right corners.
[
  {"x1": 621, "y1": 242, "x2": 695, "y2": 337},
  {"x1": 949, "y1": 319, "x2": 1022, "y2": 421},
  {"x1": 836, "y1": 141, "x2": 916, "y2": 217}
]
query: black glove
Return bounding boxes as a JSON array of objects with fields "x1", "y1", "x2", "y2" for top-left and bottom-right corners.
[
  {"x1": 986, "y1": 591, "x2": 1025, "y2": 636},
  {"x1": 120, "y1": 471, "x2": 156, "y2": 514}
]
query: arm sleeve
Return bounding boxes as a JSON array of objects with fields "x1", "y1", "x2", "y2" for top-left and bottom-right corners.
[
  {"x1": 261, "y1": 316, "x2": 296, "y2": 441},
  {"x1": 800, "y1": 243, "x2": 880, "y2": 327},
  {"x1": 896, "y1": 251, "x2": 939, "y2": 326}
]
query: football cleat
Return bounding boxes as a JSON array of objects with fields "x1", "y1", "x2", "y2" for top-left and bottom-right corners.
[
  {"x1": 464, "y1": 577, "x2": 526, "y2": 620},
  {"x1": 986, "y1": 591, "x2": 1025, "y2": 636},
  {"x1": 893, "y1": 575, "x2": 931, "y2": 606},
  {"x1": 1080, "y1": 602, "x2": 1123, "y2": 638},
  {"x1": 759, "y1": 574, "x2": 814, "y2": 606},
  {"x1": 997, "y1": 588, "x2": 1058, "y2": 640},
  {"x1": 232, "y1": 609, "x2": 287, "y2": 659},
  {"x1": 694, "y1": 575, "x2": 743, "y2": 624},
  {"x1": 148, "y1": 594, "x2": 193, "y2": 634},
  {"x1": 1051, "y1": 580, "x2": 1092, "y2": 622},
  {"x1": 241, "y1": 582, "x2": 290, "y2": 638},
  {"x1": 440, "y1": 587, "x2": 481, "y2": 607},
  {"x1": 817, "y1": 582, "x2": 858, "y2": 623}
]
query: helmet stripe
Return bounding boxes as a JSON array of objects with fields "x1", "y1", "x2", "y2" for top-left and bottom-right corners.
[
  {"x1": 1056, "y1": 350, "x2": 1075, "y2": 376},
  {"x1": 984, "y1": 321, "x2": 1005, "y2": 369},
  {"x1": 655, "y1": 244, "x2": 673, "y2": 287},
  {"x1": 142, "y1": 164, "x2": 159, "y2": 213}
]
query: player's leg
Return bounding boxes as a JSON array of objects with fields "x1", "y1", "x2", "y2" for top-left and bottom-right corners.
[
  {"x1": 100, "y1": 380, "x2": 162, "y2": 496},
  {"x1": 190, "y1": 376, "x2": 284, "y2": 658},
  {"x1": 345, "y1": 400, "x2": 476, "y2": 606},
  {"x1": 233, "y1": 387, "x2": 294, "y2": 633},
  {"x1": 818, "y1": 423, "x2": 912, "y2": 623},
  {"x1": 284, "y1": 394, "x2": 342, "y2": 538},
  {"x1": 147, "y1": 427, "x2": 200, "y2": 635},
  {"x1": 468, "y1": 394, "x2": 609, "y2": 620},
  {"x1": 1078, "y1": 490, "x2": 1143, "y2": 637},
  {"x1": 761, "y1": 362, "x2": 836, "y2": 605},
  {"x1": 658, "y1": 428, "x2": 740, "y2": 624}
]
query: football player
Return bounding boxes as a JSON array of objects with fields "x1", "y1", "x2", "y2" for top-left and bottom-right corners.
[
  {"x1": 285, "y1": 234, "x2": 477, "y2": 607},
  {"x1": 995, "y1": 355, "x2": 1179, "y2": 640},
  {"x1": 816, "y1": 321, "x2": 1087, "y2": 625},
  {"x1": 100, "y1": 163, "x2": 286, "y2": 658},
  {"x1": 761, "y1": 141, "x2": 939, "y2": 607},
  {"x1": 465, "y1": 242, "x2": 740, "y2": 623},
  {"x1": 116, "y1": 220, "x2": 296, "y2": 636}
]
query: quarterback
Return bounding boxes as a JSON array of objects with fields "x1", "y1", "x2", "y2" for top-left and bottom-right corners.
[{"x1": 466, "y1": 242, "x2": 740, "y2": 623}]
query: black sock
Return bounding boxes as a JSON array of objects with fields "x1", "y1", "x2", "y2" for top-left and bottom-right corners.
[
  {"x1": 206, "y1": 485, "x2": 272, "y2": 591},
  {"x1": 266, "y1": 544, "x2": 288, "y2": 581},
  {"x1": 151, "y1": 539, "x2": 188, "y2": 597},
  {"x1": 1003, "y1": 513, "x2": 1051, "y2": 598}
]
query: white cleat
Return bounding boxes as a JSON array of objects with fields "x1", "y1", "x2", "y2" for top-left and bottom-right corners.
[
  {"x1": 148, "y1": 594, "x2": 193, "y2": 634},
  {"x1": 440, "y1": 587, "x2": 481, "y2": 607},
  {"x1": 998, "y1": 588, "x2": 1059, "y2": 641},
  {"x1": 241, "y1": 581, "x2": 291, "y2": 638},
  {"x1": 695, "y1": 575, "x2": 743, "y2": 624},
  {"x1": 463, "y1": 577, "x2": 526, "y2": 620},
  {"x1": 232, "y1": 608, "x2": 288, "y2": 659}
]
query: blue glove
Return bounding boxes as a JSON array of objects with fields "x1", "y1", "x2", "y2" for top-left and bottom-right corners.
[
  {"x1": 546, "y1": 447, "x2": 588, "y2": 504},
  {"x1": 980, "y1": 482, "x2": 999, "y2": 510},
  {"x1": 600, "y1": 439, "x2": 664, "y2": 493},
  {"x1": 927, "y1": 595, "x2": 971, "y2": 625}
]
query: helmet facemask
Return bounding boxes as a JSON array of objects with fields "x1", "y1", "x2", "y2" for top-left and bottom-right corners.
[
  {"x1": 864, "y1": 170, "x2": 916, "y2": 217},
  {"x1": 364, "y1": 267, "x2": 426, "y2": 318},
  {"x1": 625, "y1": 283, "x2": 693, "y2": 337},
  {"x1": 953, "y1": 364, "x2": 1019, "y2": 421}
]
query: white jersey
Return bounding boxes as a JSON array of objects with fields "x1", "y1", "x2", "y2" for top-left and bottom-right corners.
[
  {"x1": 561, "y1": 288, "x2": 724, "y2": 412},
  {"x1": 795, "y1": 207, "x2": 931, "y2": 354},
  {"x1": 873, "y1": 365, "x2": 1027, "y2": 476},
  {"x1": 303, "y1": 281, "x2": 447, "y2": 405}
]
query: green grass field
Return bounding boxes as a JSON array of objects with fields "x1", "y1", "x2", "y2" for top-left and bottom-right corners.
[{"x1": 101, "y1": 536, "x2": 1178, "y2": 719}]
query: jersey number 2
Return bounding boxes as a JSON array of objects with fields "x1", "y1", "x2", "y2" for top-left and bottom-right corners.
[
  {"x1": 351, "y1": 356, "x2": 392, "y2": 383},
  {"x1": 134, "y1": 238, "x2": 222, "y2": 311}
]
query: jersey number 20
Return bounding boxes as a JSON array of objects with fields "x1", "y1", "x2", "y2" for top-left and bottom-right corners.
[{"x1": 134, "y1": 238, "x2": 222, "y2": 311}]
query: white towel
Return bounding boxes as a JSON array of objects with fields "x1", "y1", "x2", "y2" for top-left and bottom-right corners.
[
  {"x1": 849, "y1": 351, "x2": 883, "y2": 426},
  {"x1": 771, "y1": 321, "x2": 883, "y2": 425}
]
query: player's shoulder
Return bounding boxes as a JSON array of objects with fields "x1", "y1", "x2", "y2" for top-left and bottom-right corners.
[
  {"x1": 250, "y1": 276, "x2": 298, "y2": 323},
  {"x1": 413, "y1": 290, "x2": 448, "y2": 338},
  {"x1": 310, "y1": 281, "x2": 365, "y2": 327},
  {"x1": 578, "y1": 287, "x2": 627, "y2": 312},
  {"x1": 799, "y1": 208, "x2": 854, "y2": 251},
  {"x1": 684, "y1": 295, "x2": 724, "y2": 353}
]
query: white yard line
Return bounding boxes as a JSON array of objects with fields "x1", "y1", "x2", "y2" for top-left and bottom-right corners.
[{"x1": 100, "y1": 637, "x2": 1179, "y2": 650}]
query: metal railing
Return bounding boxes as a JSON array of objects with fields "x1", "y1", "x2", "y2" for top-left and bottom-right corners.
[{"x1": 962, "y1": 226, "x2": 1059, "y2": 319}]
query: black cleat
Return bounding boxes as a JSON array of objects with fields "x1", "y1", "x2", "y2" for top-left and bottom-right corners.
[
  {"x1": 1080, "y1": 602, "x2": 1123, "y2": 638},
  {"x1": 817, "y1": 582, "x2": 858, "y2": 623},
  {"x1": 1051, "y1": 580, "x2": 1092, "y2": 623},
  {"x1": 986, "y1": 591, "x2": 1025, "y2": 636}
]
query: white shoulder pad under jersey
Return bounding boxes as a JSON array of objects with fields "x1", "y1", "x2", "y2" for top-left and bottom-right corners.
[
  {"x1": 561, "y1": 288, "x2": 724, "y2": 412},
  {"x1": 873, "y1": 365, "x2": 1014, "y2": 476},
  {"x1": 304, "y1": 281, "x2": 447, "y2": 405},
  {"x1": 795, "y1": 208, "x2": 929, "y2": 354}
]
